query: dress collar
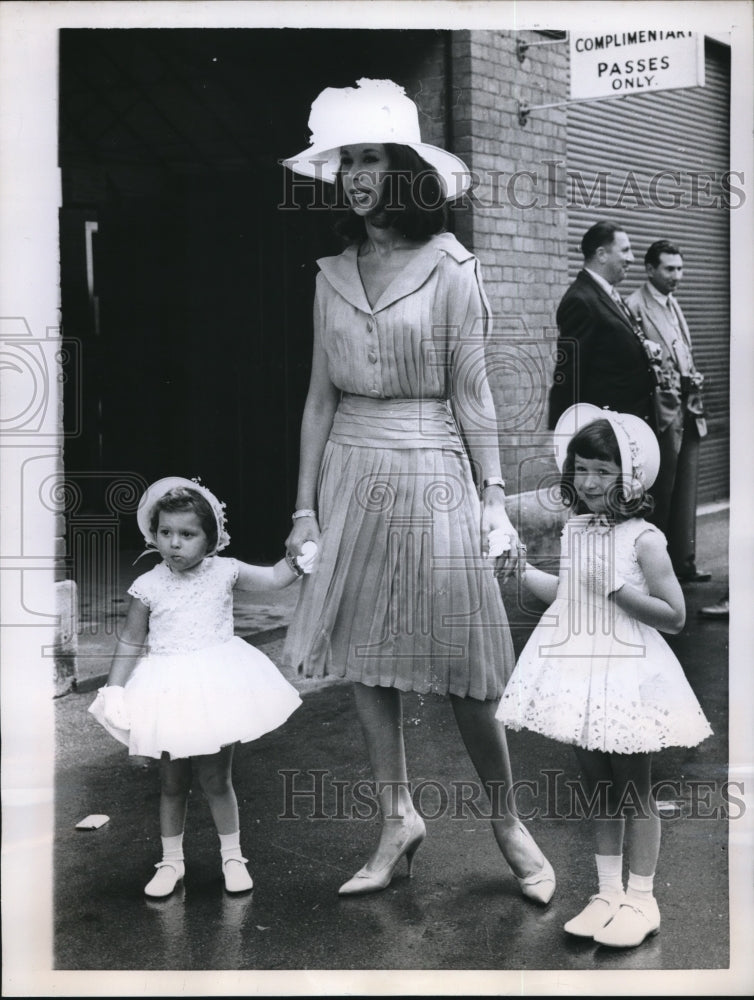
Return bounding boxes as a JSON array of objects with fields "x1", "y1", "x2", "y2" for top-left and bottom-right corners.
[
  {"x1": 317, "y1": 232, "x2": 474, "y2": 314},
  {"x1": 568, "y1": 513, "x2": 615, "y2": 533},
  {"x1": 161, "y1": 556, "x2": 213, "y2": 578}
]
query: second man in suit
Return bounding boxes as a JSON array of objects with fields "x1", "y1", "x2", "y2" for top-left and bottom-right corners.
[{"x1": 626, "y1": 240, "x2": 710, "y2": 583}]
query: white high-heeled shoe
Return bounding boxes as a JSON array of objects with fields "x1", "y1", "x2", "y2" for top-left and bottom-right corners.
[
  {"x1": 338, "y1": 813, "x2": 426, "y2": 896},
  {"x1": 500, "y1": 821, "x2": 556, "y2": 905}
]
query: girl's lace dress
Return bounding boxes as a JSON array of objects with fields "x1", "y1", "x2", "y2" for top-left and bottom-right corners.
[
  {"x1": 496, "y1": 516, "x2": 712, "y2": 753},
  {"x1": 89, "y1": 557, "x2": 301, "y2": 759}
]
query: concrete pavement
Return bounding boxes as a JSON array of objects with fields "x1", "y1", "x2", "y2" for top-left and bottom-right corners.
[{"x1": 47, "y1": 506, "x2": 743, "y2": 987}]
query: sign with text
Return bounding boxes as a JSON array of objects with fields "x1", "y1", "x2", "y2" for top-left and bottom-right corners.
[{"x1": 569, "y1": 30, "x2": 705, "y2": 100}]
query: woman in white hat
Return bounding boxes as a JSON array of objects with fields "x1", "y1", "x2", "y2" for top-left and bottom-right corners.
[{"x1": 282, "y1": 79, "x2": 555, "y2": 901}]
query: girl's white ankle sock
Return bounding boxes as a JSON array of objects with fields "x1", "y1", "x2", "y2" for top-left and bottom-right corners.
[
  {"x1": 627, "y1": 870, "x2": 655, "y2": 899},
  {"x1": 161, "y1": 833, "x2": 184, "y2": 864},
  {"x1": 595, "y1": 853, "x2": 624, "y2": 895},
  {"x1": 218, "y1": 830, "x2": 244, "y2": 863}
]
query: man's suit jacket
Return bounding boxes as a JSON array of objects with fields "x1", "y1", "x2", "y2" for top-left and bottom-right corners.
[
  {"x1": 548, "y1": 269, "x2": 656, "y2": 429},
  {"x1": 626, "y1": 282, "x2": 705, "y2": 435}
]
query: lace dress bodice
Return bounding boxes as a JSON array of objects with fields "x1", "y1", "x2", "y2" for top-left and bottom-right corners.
[
  {"x1": 556, "y1": 515, "x2": 657, "y2": 603},
  {"x1": 128, "y1": 557, "x2": 239, "y2": 654}
]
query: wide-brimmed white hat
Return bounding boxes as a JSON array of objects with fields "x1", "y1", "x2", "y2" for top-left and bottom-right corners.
[
  {"x1": 136, "y1": 477, "x2": 230, "y2": 557},
  {"x1": 283, "y1": 78, "x2": 471, "y2": 202},
  {"x1": 553, "y1": 404, "x2": 660, "y2": 494}
]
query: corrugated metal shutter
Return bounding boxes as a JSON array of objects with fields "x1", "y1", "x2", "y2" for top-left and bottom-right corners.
[{"x1": 566, "y1": 39, "x2": 730, "y2": 503}]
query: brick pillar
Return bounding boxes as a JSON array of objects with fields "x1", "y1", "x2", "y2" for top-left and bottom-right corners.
[{"x1": 450, "y1": 30, "x2": 570, "y2": 496}]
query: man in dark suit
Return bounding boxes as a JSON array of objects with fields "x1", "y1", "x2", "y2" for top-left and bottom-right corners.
[
  {"x1": 548, "y1": 221, "x2": 659, "y2": 429},
  {"x1": 626, "y1": 240, "x2": 710, "y2": 583}
]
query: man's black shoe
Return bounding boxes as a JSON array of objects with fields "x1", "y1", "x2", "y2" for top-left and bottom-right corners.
[{"x1": 677, "y1": 570, "x2": 712, "y2": 583}]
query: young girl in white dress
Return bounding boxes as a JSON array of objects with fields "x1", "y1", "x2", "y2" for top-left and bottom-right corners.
[
  {"x1": 89, "y1": 477, "x2": 313, "y2": 898},
  {"x1": 497, "y1": 404, "x2": 712, "y2": 948}
]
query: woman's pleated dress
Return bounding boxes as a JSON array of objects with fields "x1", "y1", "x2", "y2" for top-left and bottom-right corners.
[{"x1": 282, "y1": 232, "x2": 515, "y2": 700}]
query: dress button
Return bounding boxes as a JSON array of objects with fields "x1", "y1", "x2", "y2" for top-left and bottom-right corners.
[
  {"x1": 368, "y1": 352, "x2": 378, "y2": 364},
  {"x1": 366, "y1": 320, "x2": 374, "y2": 332}
]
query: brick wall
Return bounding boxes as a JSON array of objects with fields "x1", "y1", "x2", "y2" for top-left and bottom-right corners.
[
  {"x1": 404, "y1": 41, "x2": 448, "y2": 151},
  {"x1": 451, "y1": 30, "x2": 570, "y2": 496}
]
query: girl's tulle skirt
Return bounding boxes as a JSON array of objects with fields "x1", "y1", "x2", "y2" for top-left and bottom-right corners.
[{"x1": 88, "y1": 636, "x2": 302, "y2": 760}]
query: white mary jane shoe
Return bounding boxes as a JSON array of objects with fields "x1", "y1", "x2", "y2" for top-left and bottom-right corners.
[
  {"x1": 564, "y1": 891, "x2": 624, "y2": 938},
  {"x1": 223, "y1": 857, "x2": 254, "y2": 893},
  {"x1": 593, "y1": 897, "x2": 660, "y2": 948},
  {"x1": 144, "y1": 860, "x2": 184, "y2": 898}
]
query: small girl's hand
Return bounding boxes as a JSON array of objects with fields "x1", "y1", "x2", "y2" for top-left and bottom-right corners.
[
  {"x1": 100, "y1": 685, "x2": 131, "y2": 730},
  {"x1": 297, "y1": 540, "x2": 318, "y2": 574},
  {"x1": 284, "y1": 540, "x2": 319, "y2": 578},
  {"x1": 585, "y1": 551, "x2": 625, "y2": 598}
]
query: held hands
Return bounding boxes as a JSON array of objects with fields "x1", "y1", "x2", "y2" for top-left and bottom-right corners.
[
  {"x1": 482, "y1": 500, "x2": 523, "y2": 582},
  {"x1": 297, "y1": 540, "x2": 318, "y2": 574},
  {"x1": 285, "y1": 515, "x2": 321, "y2": 577},
  {"x1": 99, "y1": 685, "x2": 131, "y2": 730},
  {"x1": 286, "y1": 515, "x2": 320, "y2": 554},
  {"x1": 285, "y1": 540, "x2": 319, "y2": 577}
]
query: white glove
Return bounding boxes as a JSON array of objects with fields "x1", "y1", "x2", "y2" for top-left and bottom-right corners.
[
  {"x1": 100, "y1": 685, "x2": 131, "y2": 730},
  {"x1": 585, "y1": 551, "x2": 625, "y2": 598},
  {"x1": 297, "y1": 540, "x2": 318, "y2": 574},
  {"x1": 487, "y1": 528, "x2": 513, "y2": 560}
]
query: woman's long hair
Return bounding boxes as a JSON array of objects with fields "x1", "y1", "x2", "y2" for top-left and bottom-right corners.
[{"x1": 333, "y1": 143, "x2": 447, "y2": 243}]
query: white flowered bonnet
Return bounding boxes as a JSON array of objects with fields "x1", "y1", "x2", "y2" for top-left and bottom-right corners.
[
  {"x1": 553, "y1": 404, "x2": 661, "y2": 496},
  {"x1": 136, "y1": 476, "x2": 230, "y2": 558}
]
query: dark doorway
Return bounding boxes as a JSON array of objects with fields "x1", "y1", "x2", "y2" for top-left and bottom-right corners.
[{"x1": 59, "y1": 28, "x2": 450, "y2": 558}]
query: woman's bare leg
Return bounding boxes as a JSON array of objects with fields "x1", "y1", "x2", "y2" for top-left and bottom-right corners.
[
  {"x1": 450, "y1": 695, "x2": 547, "y2": 877},
  {"x1": 351, "y1": 682, "x2": 419, "y2": 871}
]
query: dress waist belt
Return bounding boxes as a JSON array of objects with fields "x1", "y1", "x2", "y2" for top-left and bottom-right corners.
[{"x1": 330, "y1": 394, "x2": 464, "y2": 451}]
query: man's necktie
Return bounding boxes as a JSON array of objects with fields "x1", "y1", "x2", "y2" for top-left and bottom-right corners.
[
  {"x1": 611, "y1": 288, "x2": 633, "y2": 320},
  {"x1": 667, "y1": 296, "x2": 694, "y2": 374},
  {"x1": 610, "y1": 287, "x2": 662, "y2": 386}
]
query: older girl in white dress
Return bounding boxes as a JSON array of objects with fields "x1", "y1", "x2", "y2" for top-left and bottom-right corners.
[{"x1": 497, "y1": 405, "x2": 712, "y2": 947}]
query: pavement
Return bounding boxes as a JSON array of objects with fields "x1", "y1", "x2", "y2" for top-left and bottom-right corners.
[{"x1": 15, "y1": 504, "x2": 753, "y2": 993}]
